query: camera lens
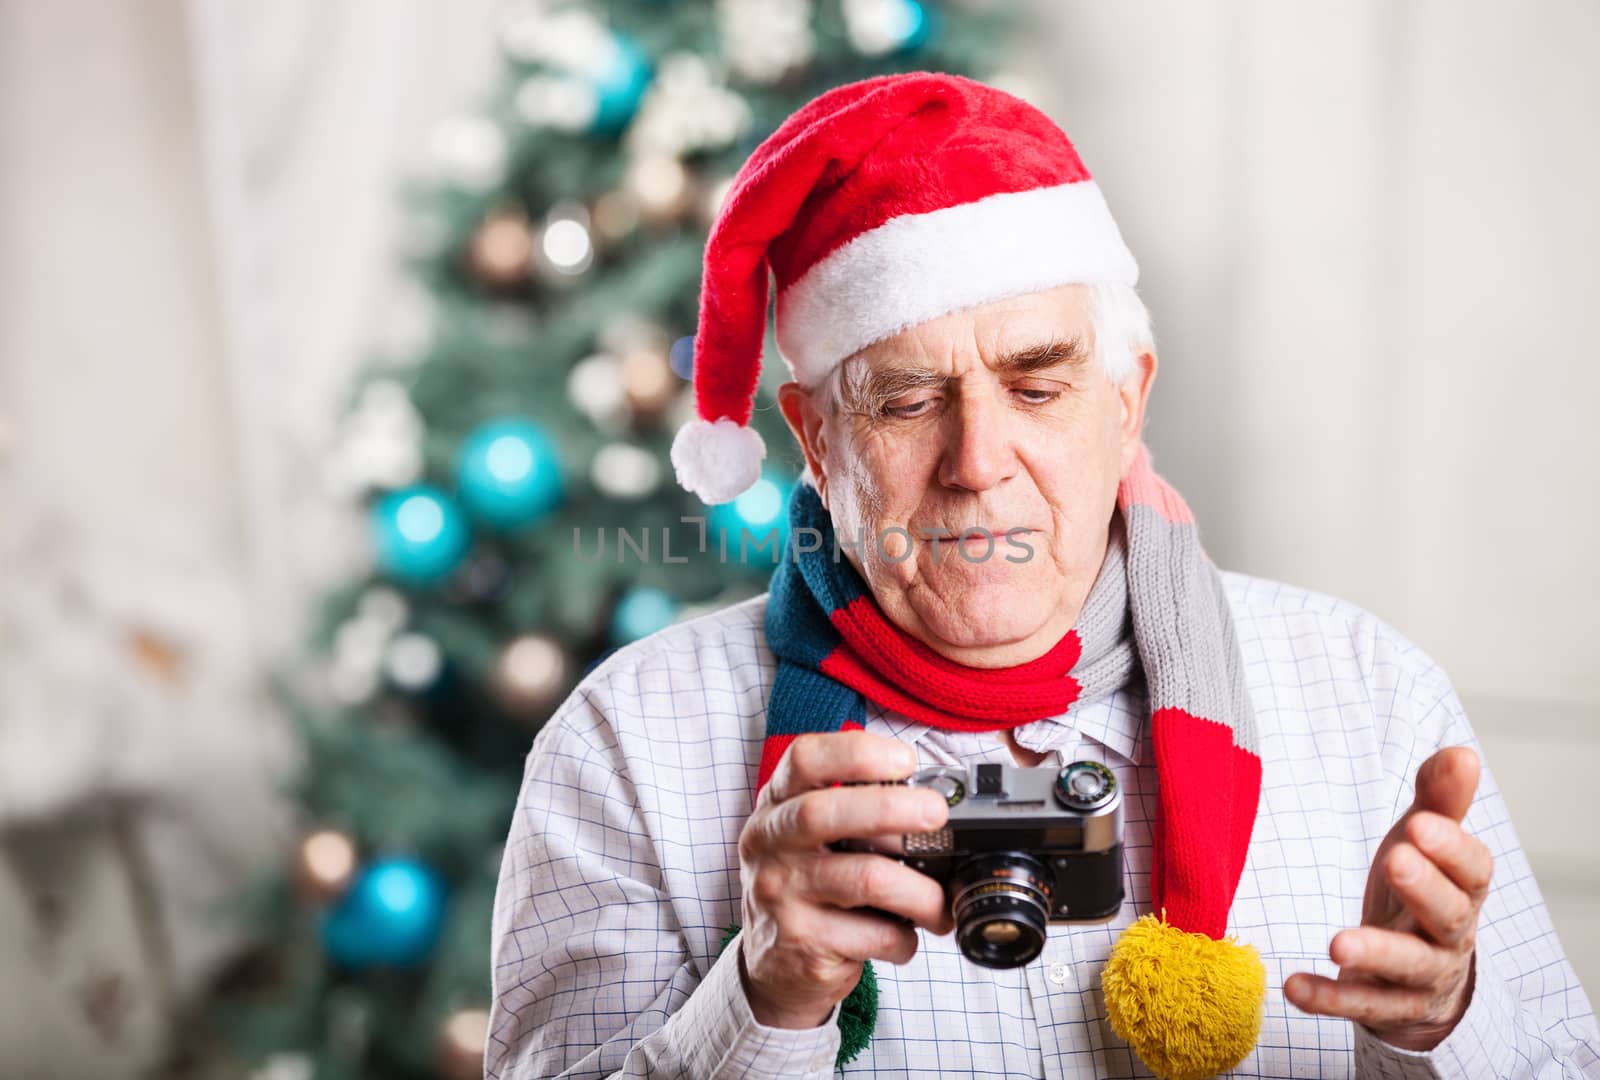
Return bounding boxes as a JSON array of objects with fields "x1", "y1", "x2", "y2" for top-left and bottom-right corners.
[{"x1": 949, "y1": 853, "x2": 1052, "y2": 968}]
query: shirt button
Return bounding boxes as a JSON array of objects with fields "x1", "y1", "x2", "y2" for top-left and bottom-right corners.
[{"x1": 1047, "y1": 962, "x2": 1074, "y2": 988}]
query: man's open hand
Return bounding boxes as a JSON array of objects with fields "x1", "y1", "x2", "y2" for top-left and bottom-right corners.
[
  {"x1": 1285, "y1": 746, "x2": 1492, "y2": 1050},
  {"x1": 736, "y1": 730, "x2": 954, "y2": 1029}
]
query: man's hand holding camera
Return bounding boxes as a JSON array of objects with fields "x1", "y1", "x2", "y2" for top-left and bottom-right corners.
[
  {"x1": 736, "y1": 731, "x2": 954, "y2": 1028},
  {"x1": 1286, "y1": 746, "x2": 1492, "y2": 1050}
]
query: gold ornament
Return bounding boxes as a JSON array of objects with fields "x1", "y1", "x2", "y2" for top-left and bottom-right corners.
[
  {"x1": 625, "y1": 155, "x2": 694, "y2": 228},
  {"x1": 295, "y1": 829, "x2": 358, "y2": 903},
  {"x1": 492, "y1": 634, "x2": 570, "y2": 719},
  {"x1": 466, "y1": 208, "x2": 533, "y2": 289},
  {"x1": 436, "y1": 1008, "x2": 491, "y2": 1080},
  {"x1": 621, "y1": 342, "x2": 679, "y2": 423},
  {"x1": 591, "y1": 189, "x2": 642, "y2": 249}
]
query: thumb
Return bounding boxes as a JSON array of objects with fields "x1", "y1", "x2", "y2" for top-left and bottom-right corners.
[{"x1": 1411, "y1": 745, "x2": 1480, "y2": 823}]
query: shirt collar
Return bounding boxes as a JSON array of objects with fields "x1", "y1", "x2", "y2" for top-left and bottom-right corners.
[{"x1": 860, "y1": 680, "x2": 1147, "y2": 767}]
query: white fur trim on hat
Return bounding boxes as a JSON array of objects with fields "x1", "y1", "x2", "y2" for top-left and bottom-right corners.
[
  {"x1": 670, "y1": 417, "x2": 767, "y2": 505},
  {"x1": 774, "y1": 180, "x2": 1138, "y2": 383}
]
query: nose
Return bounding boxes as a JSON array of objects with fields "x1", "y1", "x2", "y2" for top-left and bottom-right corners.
[{"x1": 937, "y1": 387, "x2": 1019, "y2": 493}]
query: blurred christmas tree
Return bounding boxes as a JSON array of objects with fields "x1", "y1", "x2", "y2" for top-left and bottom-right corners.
[{"x1": 210, "y1": 1, "x2": 1022, "y2": 1077}]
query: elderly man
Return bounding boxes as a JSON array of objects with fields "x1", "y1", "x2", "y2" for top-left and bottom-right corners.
[{"x1": 486, "y1": 73, "x2": 1597, "y2": 1078}]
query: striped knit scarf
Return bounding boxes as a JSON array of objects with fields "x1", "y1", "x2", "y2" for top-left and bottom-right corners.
[{"x1": 747, "y1": 442, "x2": 1267, "y2": 1077}]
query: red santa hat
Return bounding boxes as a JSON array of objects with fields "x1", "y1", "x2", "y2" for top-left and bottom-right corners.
[{"x1": 670, "y1": 70, "x2": 1139, "y2": 504}]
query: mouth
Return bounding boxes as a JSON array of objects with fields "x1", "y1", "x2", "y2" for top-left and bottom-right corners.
[{"x1": 921, "y1": 525, "x2": 1037, "y2": 558}]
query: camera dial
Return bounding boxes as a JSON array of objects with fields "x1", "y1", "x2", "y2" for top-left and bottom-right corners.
[
  {"x1": 908, "y1": 765, "x2": 967, "y2": 807},
  {"x1": 1055, "y1": 760, "x2": 1116, "y2": 811}
]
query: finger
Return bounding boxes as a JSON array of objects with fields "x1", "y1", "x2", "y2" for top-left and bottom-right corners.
[
  {"x1": 765, "y1": 782, "x2": 948, "y2": 852},
  {"x1": 1411, "y1": 746, "x2": 1480, "y2": 824},
  {"x1": 1284, "y1": 972, "x2": 1433, "y2": 1028},
  {"x1": 764, "y1": 731, "x2": 919, "y2": 806},
  {"x1": 807, "y1": 853, "x2": 954, "y2": 934},
  {"x1": 1330, "y1": 926, "x2": 1455, "y2": 989},
  {"x1": 814, "y1": 904, "x2": 922, "y2": 966},
  {"x1": 1385, "y1": 841, "x2": 1478, "y2": 948},
  {"x1": 1406, "y1": 810, "x2": 1494, "y2": 901}
]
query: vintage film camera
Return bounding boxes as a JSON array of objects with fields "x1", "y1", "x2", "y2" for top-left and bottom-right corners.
[{"x1": 834, "y1": 760, "x2": 1124, "y2": 968}]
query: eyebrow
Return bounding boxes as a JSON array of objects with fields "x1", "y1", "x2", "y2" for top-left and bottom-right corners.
[{"x1": 843, "y1": 335, "x2": 1091, "y2": 415}]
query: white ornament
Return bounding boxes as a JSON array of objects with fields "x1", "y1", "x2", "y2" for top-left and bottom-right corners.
[
  {"x1": 495, "y1": 0, "x2": 547, "y2": 56},
  {"x1": 624, "y1": 52, "x2": 751, "y2": 158},
  {"x1": 357, "y1": 587, "x2": 409, "y2": 633},
  {"x1": 718, "y1": 0, "x2": 815, "y2": 84},
  {"x1": 515, "y1": 74, "x2": 600, "y2": 133},
  {"x1": 335, "y1": 615, "x2": 390, "y2": 672},
  {"x1": 591, "y1": 443, "x2": 663, "y2": 500},
  {"x1": 326, "y1": 379, "x2": 426, "y2": 497},
  {"x1": 429, "y1": 114, "x2": 508, "y2": 192},
  {"x1": 540, "y1": 201, "x2": 594, "y2": 276},
  {"x1": 252, "y1": 1054, "x2": 314, "y2": 1080},
  {"x1": 383, "y1": 632, "x2": 443, "y2": 692},
  {"x1": 501, "y1": 7, "x2": 622, "y2": 84},
  {"x1": 567, "y1": 352, "x2": 629, "y2": 431}
]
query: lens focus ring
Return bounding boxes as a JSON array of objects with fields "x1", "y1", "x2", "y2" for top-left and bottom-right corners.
[{"x1": 949, "y1": 854, "x2": 1052, "y2": 969}]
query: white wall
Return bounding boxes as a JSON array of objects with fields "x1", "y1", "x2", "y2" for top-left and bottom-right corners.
[{"x1": 1017, "y1": 0, "x2": 1600, "y2": 989}]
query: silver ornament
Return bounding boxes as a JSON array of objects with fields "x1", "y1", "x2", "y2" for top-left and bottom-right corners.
[{"x1": 591, "y1": 443, "x2": 663, "y2": 500}]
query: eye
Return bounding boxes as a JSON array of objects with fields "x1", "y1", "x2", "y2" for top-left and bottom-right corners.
[
  {"x1": 884, "y1": 396, "x2": 940, "y2": 419},
  {"x1": 1013, "y1": 387, "x2": 1062, "y2": 405}
]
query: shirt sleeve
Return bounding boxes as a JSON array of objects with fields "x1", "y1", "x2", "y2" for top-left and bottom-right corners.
[
  {"x1": 484, "y1": 691, "x2": 841, "y2": 1079},
  {"x1": 1350, "y1": 678, "x2": 1600, "y2": 1079}
]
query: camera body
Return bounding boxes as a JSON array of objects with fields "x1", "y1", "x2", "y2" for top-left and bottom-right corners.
[{"x1": 834, "y1": 760, "x2": 1124, "y2": 968}]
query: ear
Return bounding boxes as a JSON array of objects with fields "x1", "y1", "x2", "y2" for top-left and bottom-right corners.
[
  {"x1": 1117, "y1": 350, "x2": 1158, "y2": 480},
  {"x1": 777, "y1": 381, "x2": 831, "y2": 507}
]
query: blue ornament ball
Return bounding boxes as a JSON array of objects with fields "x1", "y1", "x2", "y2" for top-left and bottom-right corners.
[
  {"x1": 610, "y1": 586, "x2": 678, "y2": 644},
  {"x1": 590, "y1": 34, "x2": 652, "y2": 135},
  {"x1": 710, "y1": 470, "x2": 794, "y2": 563},
  {"x1": 371, "y1": 485, "x2": 470, "y2": 585},
  {"x1": 668, "y1": 335, "x2": 695, "y2": 380},
  {"x1": 456, "y1": 418, "x2": 563, "y2": 530},
  {"x1": 899, "y1": 0, "x2": 934, "y2": 52},
  {"x1": 321, "y1": 857, "x2": 447, "y2": 969}
]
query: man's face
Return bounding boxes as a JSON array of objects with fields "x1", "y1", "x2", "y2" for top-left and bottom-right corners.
[{"x1": 778, "y1": 283, "x2": 1156, "y2": 667}]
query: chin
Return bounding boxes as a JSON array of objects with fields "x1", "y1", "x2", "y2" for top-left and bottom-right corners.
[{"x1": 910, "y1": 580, "x2": 1061, "y2": 651}]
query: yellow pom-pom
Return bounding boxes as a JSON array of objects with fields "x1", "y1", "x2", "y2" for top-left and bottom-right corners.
[{"x1": 1102, "y1": 912, "x2": 1266, "y2": 1080}]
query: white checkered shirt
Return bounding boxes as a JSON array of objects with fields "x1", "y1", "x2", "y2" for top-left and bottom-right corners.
[{"x1": 487, "y1": 572, "x2": 1599, "y2": 1078}]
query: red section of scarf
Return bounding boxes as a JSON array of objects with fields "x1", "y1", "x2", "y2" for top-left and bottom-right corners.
[
  {"x1": 1148, "y1": 707, "x2": 1263, "y2": 938},
  {"x1": 820, "y1": 593, "x2": 1084, "y2": 732}
]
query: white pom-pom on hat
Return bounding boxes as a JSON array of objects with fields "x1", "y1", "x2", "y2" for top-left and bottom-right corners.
[{"x1": 670, "y1": 417, "x2": 766, "y2": 505}]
